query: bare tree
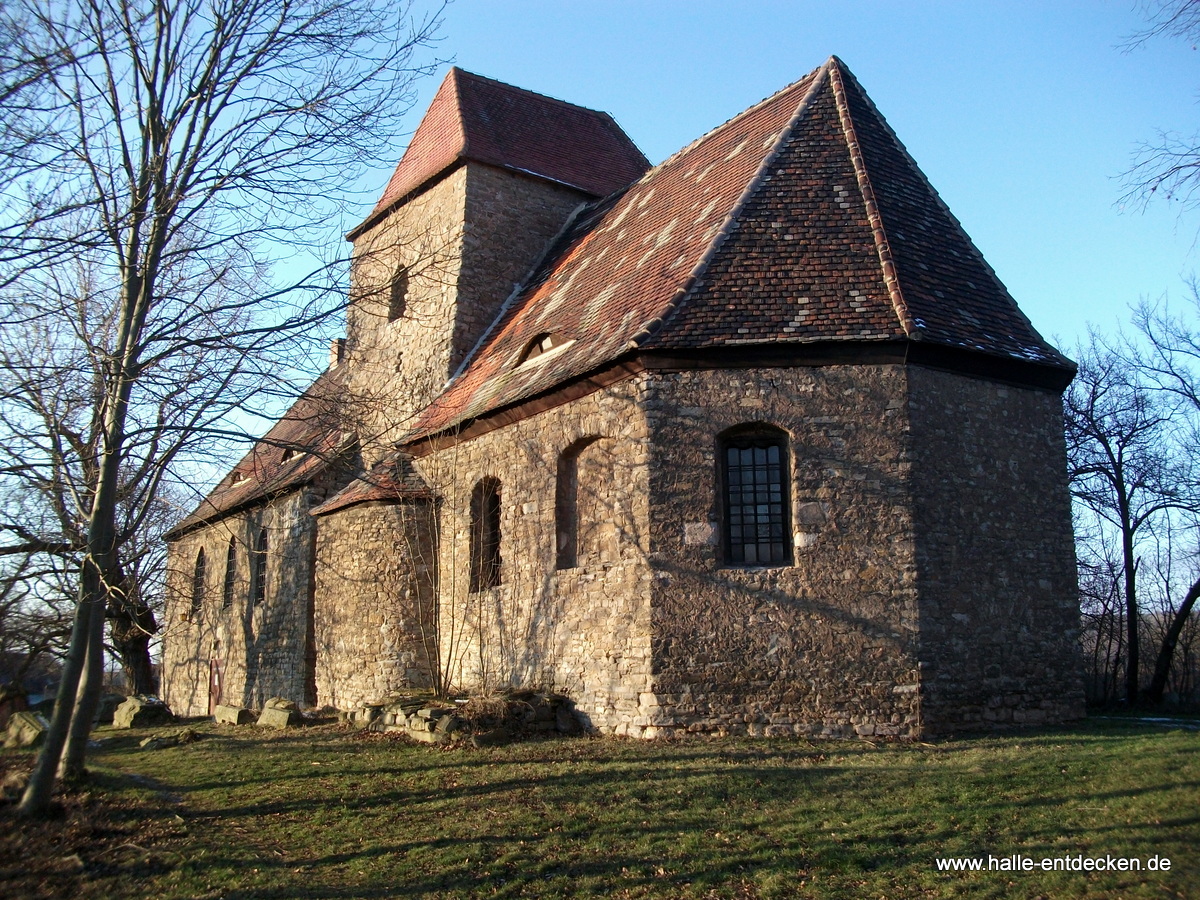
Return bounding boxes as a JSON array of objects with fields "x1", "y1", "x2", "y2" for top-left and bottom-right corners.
[
  {"x1": 1064, "y1": 334, "x2": 1191, "y2": 704},
  {"x1": 0, "y1": 0, "x2": 441, "y2": 817},
  {"x1": 1132, "y1": 293, "x2": 1200, "y2": 702},
  {"x1": 1120, "y1": 1, "x2": 1200, "y2": 212}
]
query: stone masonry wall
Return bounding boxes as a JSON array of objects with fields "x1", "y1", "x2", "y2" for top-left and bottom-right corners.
[
  {"x1": 416, "y1": 376, "x2": 653, "y2": 734},
  {"x1": 312, "y1": 499, "x2": 437, "y2": 709},
  {"x1": 347, "y1": 164, "x2": 587, "y2": 464},
  {"x1": 162, "y1": 488, "x2": 321, "y2": 716},
  {"x1": 642, "y1": 365, "x2": 921, "y2": 739},
  {"x1": 907, "y1": 366, "x2": 1084, "y2": 732}
]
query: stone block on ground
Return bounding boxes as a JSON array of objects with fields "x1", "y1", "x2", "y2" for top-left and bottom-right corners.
[
  {"x1": 257, "y1": 705, "x2": 301, "y2": 729},
  {"x1": 113, "y1": 695, "x2": 175, "y2": 729},
  {"x1": 93, "y1": 692, "x2": 126, "y2": 725},
  {"x1": 214, "y1": 704, "x2": 255, "y2": 725},
  {"x1": 262, "y1": 696, "x2": 299, "y2": 712},
  {"x1": 139, "y1": 728, "x2": 199, "y2": 750},
  {"x1": 4, "y1": 711, "x2": 49, "y2": 748}
]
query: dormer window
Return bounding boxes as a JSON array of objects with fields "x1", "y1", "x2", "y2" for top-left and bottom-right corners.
[
  {"x1": 230, "y1": 471, "x2": 247, "y2": 485},
  {"x1": 280, "y1": 448, "x2": 297, "y2": 463},
  {"x1": 518, "y1": 332, "x2": 572, "y2": 366}
]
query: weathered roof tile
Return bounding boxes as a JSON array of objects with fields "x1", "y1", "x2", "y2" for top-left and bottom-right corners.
[
  {"x1": 404, "y1": 58, "x2": 1069, "y2": 444},
  {"x1": 351, "y1": 68, "x2": 649, "y2": 238}
]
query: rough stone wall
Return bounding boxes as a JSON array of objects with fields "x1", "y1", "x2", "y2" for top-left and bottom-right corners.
[
  {"x1": 453, "y1": 165, "x2": 588, "y2": 373},
  {"x1": 642, "y1": 365, "x2": 922, "y2": 738},
  {"x1": 312, "y1": 499, "x2": 437, "y2": 709},
  {"x1": 415, "y1": 376, "x2": 653, "y2": 733},
  {"x1": 162, "y1": 488, "x2": 322, "y2": 716},
  {"x1": 345, "y1": 167, "x2": 468, "y2": 458},
  {"x1": 346, "y1": 164, "x2": 587, "y2": 463},
  {"x1": 907, "y1": 366, "x2": 1084, "y2": 732}
]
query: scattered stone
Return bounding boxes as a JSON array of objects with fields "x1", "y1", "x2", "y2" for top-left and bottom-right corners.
[
  {"x1": 138, "y1": 728, "x2": 198, "y2": 750},
  {"x1": 214, "y1": 704, "x2": 255, "y2": 726},
  {"x1": 257, "y1": 702, "x2": 301, "y2": 730},
  {"x1": 93, "y1": 693, "x2": 126, "y2": 725},
  {"x1": 0, "y1": 683, "x2": 28, "y2": 730},
  {"x1": 113, "y1": 696, "x2": 175, "y2": 729},
  {"x1": 1, "y1": 769, "x2": 29, "y2": 798},
  {"x1": 4, "y1": 711, "x2": 50, "y2": 748}
]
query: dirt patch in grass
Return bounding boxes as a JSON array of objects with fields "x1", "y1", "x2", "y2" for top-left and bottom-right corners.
[{"x1": 0, "y1": 752, "x2": 189, "y2": 899}]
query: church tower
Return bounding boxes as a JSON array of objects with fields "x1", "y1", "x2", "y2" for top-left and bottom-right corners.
[{"x1": 343, "y1": 69, "x2": 648, "y2": 458}]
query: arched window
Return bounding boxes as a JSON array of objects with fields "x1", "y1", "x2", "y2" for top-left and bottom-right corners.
[
  {"x1": 387, "y1": 266, "x2": 408, "y2": 322},
  {"x1": 469, "y1": 478, "x2": 501, "y2": 592},
  {"x1": 556, "y1": 437, "x2": 599, "y2": 570},
  {"x1": 221, "y1": 536, "x2": 237, "y2": 610},
  {"x1": 720, "y1": 425, "x2": 792, "y2": 566},
  {"x1": 249, "y1": 527, "x2": 268, "y2": 610},
  {"x1": 190, "y1": 548, "x2": 206, "y2": 620}
]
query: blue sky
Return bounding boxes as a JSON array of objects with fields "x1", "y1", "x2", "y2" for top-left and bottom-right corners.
[{"x1": 360, "y1": 0, "x2": 1200, "y2": 352}]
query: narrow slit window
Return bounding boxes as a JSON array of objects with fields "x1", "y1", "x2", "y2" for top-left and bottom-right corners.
[
  {"x1": 388, "y1": 267, "x2": 408, "y2": 322},
  {"x1": 221, "y1": 537, "x2": 237, "y2": 610},
  {"x1": 249, "y1": 527, "x2": 268, "y2": 610},
  {"x1": 469, "y1": 478, "x2": 501, "y2": 591},
  {"x1": 190, "y1": 549, "x2": 206, "y2": 620}
]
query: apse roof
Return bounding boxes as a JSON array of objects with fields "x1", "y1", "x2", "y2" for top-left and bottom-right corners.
[{"x1": 402, "y1": 57, "x2": 1072, "y2": 445}]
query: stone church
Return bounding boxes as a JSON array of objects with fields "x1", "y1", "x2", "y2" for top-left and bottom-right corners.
[{"x1": 162, "y1": 58, "x2": 1084, "y2": 738}]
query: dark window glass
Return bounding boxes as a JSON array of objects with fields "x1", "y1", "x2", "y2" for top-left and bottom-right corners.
[
  {"x1": 250, "y1": 527, "x2": 268, "y2": 610},
  {"x1": 388, "y1": 268, "x2": 408, "y2": 322},
  {"x1": 723, "y1": 433, "x2": 790, "y2": 566},
  {"x1": 222, "y1": 537, "x2": 237, "y2": 610},
  {"x1": 470, "y1": 479, "x2": 501, "y2": 591},
  {"x1": 191, "y1": 549, "x2": 206, "y2": 619}
]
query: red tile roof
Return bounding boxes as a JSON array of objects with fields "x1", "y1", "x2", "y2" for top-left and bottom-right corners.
[
  {"x1": 165, "y1": 369, "x2": 350, "y2": 539},
  {"x1": 350, "y1": 68, "x2": 650, "y2": 239},
  {"x1": 310, "y1": 453, "x2": 432, "y2": 516},
  {"x1": 403, "y1": 57, "x2": 1071, "y2": 444}
]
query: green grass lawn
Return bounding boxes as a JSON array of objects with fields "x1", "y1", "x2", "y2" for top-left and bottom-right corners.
[{"x1": 2, "y1": 718, "x2": 1197, "y2": 899}]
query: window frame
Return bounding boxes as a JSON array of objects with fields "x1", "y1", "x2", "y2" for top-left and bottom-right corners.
[
  {"x1": 249, "y1": 526, "x2": 268, "y2": 611},
  {"x1": 719, "y1": 425, "x2": 793, "y2": 568},
  {"x1": 469, "y1": 478, "x2": 502, "y2": 592},
  {"x1": 190, "y1": 548, "x2": 207, "y2": 621},
  {"x1": 221, "y1": 536, "x2": 237, "y2": 610}
]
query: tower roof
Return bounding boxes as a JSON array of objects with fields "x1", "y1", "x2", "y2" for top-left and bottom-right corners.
[
  {"x1": 350, "y1": 67, "x2": 650, "y2": 238},
  {"x1": 403, "y1": 57, "x2": 1073, "y2": 445}
]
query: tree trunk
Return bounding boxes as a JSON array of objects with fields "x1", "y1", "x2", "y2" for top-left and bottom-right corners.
[
  {"x1": 1143, "y1": 575, "x2": 1200, "y2": 704},
  {"x1": 108, "y1": 572, "x2": 159, "y2": 695},
  {"x1": 59, "y1": 600, "x2": 107, "y2": 781},
  {"x1": 1121, "y1": 512, "x2": 1140, "y2": 704},
  {"x1": 17, "y1": 563, "x2": 102, "y2": 816},
  {"x1": 109, "y1": 603, "x2": 158, "y2": 695}
]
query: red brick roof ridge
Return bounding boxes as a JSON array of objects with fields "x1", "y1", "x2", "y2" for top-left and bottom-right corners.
[
  {"x1": 631, "y1": 58, "x2": 836, "y2": 350},
  {"x1": 830, "y1": 61, "x2": 1071, "y2": 367},
  {"x1": 828, "y1": 58, "x2": 920, "y2": 340}
]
